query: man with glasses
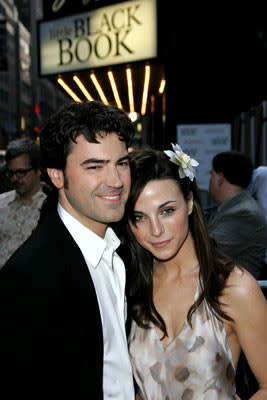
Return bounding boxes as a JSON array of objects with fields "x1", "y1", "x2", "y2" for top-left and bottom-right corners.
[{"x1": 0, "y1": 138, "x2": 46, "y2": 268}]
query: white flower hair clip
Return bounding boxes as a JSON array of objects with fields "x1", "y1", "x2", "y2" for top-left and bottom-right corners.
[{"x1": 164, "y1": 143, "x2": 199, "y2": 182}]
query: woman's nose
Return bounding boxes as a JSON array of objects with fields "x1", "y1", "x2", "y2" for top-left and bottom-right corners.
[{"x1": 150, "y1": 218, "x2": 164, "y2": 237}]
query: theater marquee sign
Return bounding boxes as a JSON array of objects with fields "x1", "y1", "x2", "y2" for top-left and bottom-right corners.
[{"x1": 39, "y1": 0, "x2": 157, "y2": 76}]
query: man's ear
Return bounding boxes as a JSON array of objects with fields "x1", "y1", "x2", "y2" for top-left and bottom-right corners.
[
  {"x1": 187, "y1": 191, "x2": 194, "y2": 215},
  {"x1": 47, "y1": 168, "x2": 64, "y2": 189},
  {"x1": 218, "y1": 172, "x2": 224, "y2": 186}
]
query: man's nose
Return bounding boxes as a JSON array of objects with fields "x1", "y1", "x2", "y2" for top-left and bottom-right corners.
[
  {"x1": 10, "y1": 173, "x2": 18, "y2": 183},
  {"x1": 106, "y1": 165, "x2": 123, "y2": 188}
]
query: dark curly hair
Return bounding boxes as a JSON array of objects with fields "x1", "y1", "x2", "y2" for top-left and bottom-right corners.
[
  {"x1": 39, "y1": 101, "x2": 135, "y2": 220},
  {"x1": 115, "y1": 148, "x2": 235, "y2": 339},
  {"x1": 40, "y1": 100, "x2": 135, "y2": 171}
]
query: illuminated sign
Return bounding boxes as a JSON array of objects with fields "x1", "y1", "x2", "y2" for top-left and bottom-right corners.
[
  {"x1": 42, "y1": 0, "x2": 127, "y2": 19},
  {"x1": 39, "y1": 0, "x2": 157, "y2": 76}
]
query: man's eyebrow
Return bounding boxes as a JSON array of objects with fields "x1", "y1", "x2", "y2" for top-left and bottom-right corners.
[
  {"x1": 80, "y1": 154, "x2": 129, "y2": 166},
  {"x1": 117, "y1": 154, "x2": 130, "y2": 163},
  {"x1": 80, "y1": 158, "x2": 109, "y2": 166}
]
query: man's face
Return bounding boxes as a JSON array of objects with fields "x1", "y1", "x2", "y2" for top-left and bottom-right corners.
[
  {"x1": 57, "y1": 133, "x2": 131, "y2": 237},
  {"x1": 209, "y1": 168, "x2": 220, "y2": 201},
  {"x1": 7, "y1": 154, "x2": 41, "y2": 199}
]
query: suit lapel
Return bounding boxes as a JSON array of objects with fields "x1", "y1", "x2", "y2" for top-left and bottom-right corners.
[{"x1": 43, "y1": 208, "x2": 103, "y2": 362}]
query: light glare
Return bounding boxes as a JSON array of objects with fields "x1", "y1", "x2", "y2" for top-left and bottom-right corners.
[{"x1": 57, "y1": 78, "x2": 82, "y2": 103}]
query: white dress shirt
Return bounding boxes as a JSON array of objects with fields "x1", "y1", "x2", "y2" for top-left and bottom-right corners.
[{"x1": 58, "y1": 204, "x2": 134, "y2": 400}]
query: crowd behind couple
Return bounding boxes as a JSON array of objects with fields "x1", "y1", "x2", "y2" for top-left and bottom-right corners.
[{"x1": 0, "y1": 101, "x2": 266, "y2": 400}]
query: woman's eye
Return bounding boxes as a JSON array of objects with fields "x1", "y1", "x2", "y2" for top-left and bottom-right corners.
[
  {"x1": 162, "y1": 208, "x2": 175, "y2": 215},
  {"x1": 134, "y1": 214, "x2": 144, "y2": 222}
]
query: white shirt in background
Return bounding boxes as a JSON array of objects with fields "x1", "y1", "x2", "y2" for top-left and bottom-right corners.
[{"x1": 0, "y1": 189, "x2": 46, "y2": 268}]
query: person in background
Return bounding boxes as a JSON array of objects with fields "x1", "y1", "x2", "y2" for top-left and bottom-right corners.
[
  {"x1": 0, "y1": 101, "x2": 136, "y2": 400},
  {"x1": 208, "y1": 151, "x2": 267, "y2": 279},
  {"x1": 248, "y1": 165, "x2": 267, "y2": 217},
  {"x1": 248, "y1": 165, "x2": 267, "y2": 273},
  {"x1": 0, "y1": 151, "x2": 12, "y2": 194},
  {"x1": 115, "y1": 145, "x2": 267, "y2": 400},
  {"x1": 0, "y1": 138, "x2": 46, "y2": 268}
]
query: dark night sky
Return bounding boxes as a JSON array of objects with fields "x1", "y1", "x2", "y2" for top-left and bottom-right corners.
[
  {"x1": 177, "y1": 28, "x2": 267, "y2": 122},
  {"x1": 158, "y1": 4, "x2": 267, "y2": 124}
]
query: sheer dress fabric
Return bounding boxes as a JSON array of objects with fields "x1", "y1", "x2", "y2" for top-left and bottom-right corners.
[{"x1": 128, "y1": 282, "x2": 237, "y2": 400}]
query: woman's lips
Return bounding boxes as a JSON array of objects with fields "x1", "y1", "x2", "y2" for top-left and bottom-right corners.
[{"x1": 151, "y1": 239, "x2": 171, "y2": 249}]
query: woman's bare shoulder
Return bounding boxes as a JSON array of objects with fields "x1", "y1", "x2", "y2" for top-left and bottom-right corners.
[
  {"x1": 222, "y1": 267, "x2": 267, "y2": 396},
  {"x1": 221, "y1": 266, "x2": 266, "y2": 320},
  {"x1": 225, "y1": 266, "x2": 259, "y2": 293}
]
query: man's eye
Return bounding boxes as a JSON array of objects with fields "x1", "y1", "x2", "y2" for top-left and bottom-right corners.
[
  {"x1": 87, "y1": 165, "x2": 101, "y2": 170},
  {"x1": 118, "y1": 161, "x2": 129, "y2": 167}
]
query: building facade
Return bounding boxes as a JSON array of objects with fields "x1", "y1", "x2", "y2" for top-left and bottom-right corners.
[{"x1": 0, "y1": 0, "x2": 68, "y2": 148}]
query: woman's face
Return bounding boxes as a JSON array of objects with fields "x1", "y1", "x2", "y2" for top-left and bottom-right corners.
[{"x1": 129, "y1": 179, "x2": 193, "y2": 261}]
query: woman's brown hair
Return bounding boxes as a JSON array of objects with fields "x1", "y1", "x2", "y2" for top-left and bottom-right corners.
[{"x1": 115, "y1": 148, "x2": 234, "y2": 339}]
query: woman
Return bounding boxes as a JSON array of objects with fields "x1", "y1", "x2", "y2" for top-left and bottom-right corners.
[{"x1": 117, "y1": 145, "x2": 267, "y2": 399}]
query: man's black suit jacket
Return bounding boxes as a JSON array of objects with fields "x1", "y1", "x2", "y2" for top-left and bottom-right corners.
[{"x1": 0, "y1": 208, "x2": 104, "y2": 400}]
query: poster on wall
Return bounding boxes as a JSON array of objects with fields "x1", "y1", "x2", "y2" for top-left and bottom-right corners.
[{"x1": 177, "y1": 124, "x2": 231, "y2": 191}]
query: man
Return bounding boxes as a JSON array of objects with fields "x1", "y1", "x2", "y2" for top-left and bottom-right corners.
[
  {"x1": 248, "y1": 165, "x2": 267, "y2": 271},
  {"x1": 0, "y1": 138, "x2": 46, "y2": 268},
  {"x1": 249, "y1": 165, "x2": 267, "y2": 222},
  {"x1": 0, "y1": 101, "x2": 136, "y2": 400},
  {"x1": 0, "y1": 150, "x2": 12, "y2": 193},
  {"x1": 208, "y1": 151, "x2": 267, "y2": 279}
]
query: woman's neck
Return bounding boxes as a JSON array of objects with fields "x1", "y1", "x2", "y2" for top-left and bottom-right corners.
[{"x1": 154, "y1": 232, "x2": 199, "y2": 280}]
